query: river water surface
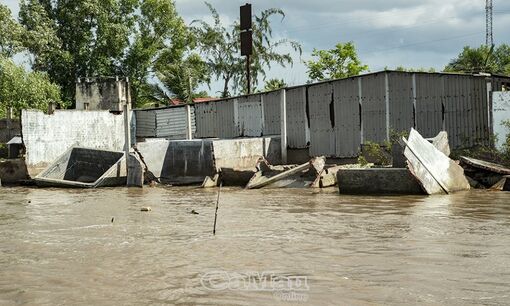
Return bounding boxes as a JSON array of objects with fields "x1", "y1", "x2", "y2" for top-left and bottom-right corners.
[{"x1": 0, "y1": 187, "x2": 509, "y2": 305}]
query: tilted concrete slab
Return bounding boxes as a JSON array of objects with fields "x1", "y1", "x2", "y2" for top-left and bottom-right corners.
[
  {"x1": 246, "y1": 157, "x2": 325, "y2": 189},
  {"x1": 404, "y1": 128, "x2": 470, "y2": 195},
  {"x1": 34, "y1": 147, "x2": 127, "y2": 188}
]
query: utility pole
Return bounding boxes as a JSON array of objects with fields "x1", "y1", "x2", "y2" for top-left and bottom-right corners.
[
  {"x1": 486, "y1": 0, "x2": 493, "y2": 47},
  {"x1": 240, "y1": 3, "x2": 253, "y2": 94}
]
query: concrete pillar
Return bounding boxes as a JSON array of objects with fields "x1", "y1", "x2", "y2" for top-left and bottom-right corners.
[
  {"x1": 412, "y1": 73, "x2": 417, "y2": 129},
  {"x1": 358, "y1": 78, "x2": 363, "y2": 145},
  {"x1": 186, "y1": 104, "x2": 193, "y2": 140},
  {"x1": 280, "y1": 88, "x2": 287, "y2": 164},
  {"x1": 123, "y1": 103, "x2": 131, "y2": 178}
]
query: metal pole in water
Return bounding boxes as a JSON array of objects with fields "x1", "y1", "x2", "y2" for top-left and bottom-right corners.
[{"x1": 213, "y1": 181, "x2": 222, "y2": 235}]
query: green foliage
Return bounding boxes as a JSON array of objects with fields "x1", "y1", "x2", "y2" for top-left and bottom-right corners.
[
  {"x1": 263, "y1": 78, "x2": 287, "y2": 91},
  {"x1": 18, "y1": 0, "x2": 187, "y2": 107},
  {"x1": 0, "y1": 4, "x2": 25, "y2": 57},
  {"x1": 392, "y1": 66, "x2": 436, "y2": 73},
  {"x1": 363, "y1": 141, "x2": 391, "y2": 166},
  {"x1": 192, "y1": 2, "x2": 302, "y2": 97},
  {"x1": 305, "y1": 42, "x2": 368, "y2": 82},
  {"x1": 445, "y1": 44, "x2": 510, "y2": 76},
  {"x1": 361, "y1": 130, "x2": 409, "y2": 166},
  {"x1": 451, "y1": 122, "x2": 510, "y2": 167},
  {"x1": 357, "y1": 155, "x2": 369, "y2": 167},
  {"x1": 0, "y1": 55, "x2": 63, "y2": 117},
  {"x1": 147, "y1": 53, "x2": 210, "y2": 104}
]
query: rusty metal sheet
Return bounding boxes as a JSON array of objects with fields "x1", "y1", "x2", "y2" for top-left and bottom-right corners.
[{"x1": 404, "y1": 128, "x2": 470, "y2": 194}]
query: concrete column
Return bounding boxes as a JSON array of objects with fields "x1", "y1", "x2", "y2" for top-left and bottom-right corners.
[
  {"x1": 412, "y1": 74, "x2": 417, "y2": 129},
  {"x1": 487, "y1": 82, "x2": 493, "y2": 142},
  {"x1": 358, "y1": 78, "x2": 363, "y2": 145},
  {"x1": 186, "y1": 104, "x2": 193, "y2": 140},
  {"x1": 280, "y1": 89, "x2": 287, "y2": 164},
  {"x1": 123, "y1": 103, "x2": 131, "y2": 177},
  {"x1": 385, "y1": 72, "x2": 390, "y2": 141}
]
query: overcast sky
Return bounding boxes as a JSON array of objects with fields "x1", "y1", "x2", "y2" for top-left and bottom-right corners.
[{"x1": 3, "y1": 0, "x2": 510, "y2": 93}]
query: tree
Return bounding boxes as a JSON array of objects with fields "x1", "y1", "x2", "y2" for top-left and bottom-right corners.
[
  {"x1": 263, "y1": 78, "x2": 287, "y2": 91},
  {"x1": 0, "y1": 55, "x2": 63, "y2": 117},
  {"x1": 192, "y1": 3, "x2": 301, "y2": 97},
  {"x1": 0, "y1": 4, "x2": 25, "y2": 57},
  {"x1": 305, "y1": 42, "x2": 368, "y2": 82},
  {"x1": 147, "y1": 53, "x2": 210, "y2": 104},
  {"x1": 19, "y1": 0, "x2": 188, "y2": 106},
  {"x1": 445, "y1": 44, "x2": 510, "y2": 75}
]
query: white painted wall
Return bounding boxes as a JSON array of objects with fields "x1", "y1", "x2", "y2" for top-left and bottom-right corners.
[
  {"x1": 21, "y1": 110, "x2": 132, "y2": 176},
  {"x1": 492, "y1": 92, "x2": 510, "y2": 151}
]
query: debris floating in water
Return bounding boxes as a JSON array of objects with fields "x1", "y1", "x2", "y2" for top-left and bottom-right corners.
[{"x1": 140, "y1": 207, "x2": 152, "y2": 212}]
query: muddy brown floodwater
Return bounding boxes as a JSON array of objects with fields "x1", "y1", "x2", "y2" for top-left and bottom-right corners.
[{"x1": 0, "y1": 187, "x2": 509, "y2": 305}]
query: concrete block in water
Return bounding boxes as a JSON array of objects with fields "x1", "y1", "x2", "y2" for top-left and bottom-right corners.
[
  {"x1": 0, "y1": 159, "x2": 29, "y2": 184},
  {"x1": 337, "y1": 168, "x2": 424, "y2": 195}
]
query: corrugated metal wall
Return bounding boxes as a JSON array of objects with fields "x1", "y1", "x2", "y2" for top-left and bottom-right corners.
[
  {"x1": 286, "y1": 87, "x2": 309, "y2": 148},
  {"x1": 333, "y1": 78, "x2": 361, "y2": 157},
  {"x1": 135, "y1": 105, "x2": 195, "y2": 139},
  {"x1": 195, "y1": 99, "x2": 239, "y2": 138},
  {"x1": 308, "y1": 82, "x2": 336, "y2": 156},
  {"x1": 155, "y1": 107, "x2": 196, "y2": 139},
  {"x1": 238, "y1": 95, "x2": 263, "y2": 137},
  {"x1": 415, "y1": 73, "x2": 444, "y2": 138},
  {"x1": 261, "y1": 91, "x2": 281, "y2": 135},
  {"x1": 136, "y1": 71, "x2": 509, "y2": 156},
  {"x1": 387, "y1": 72, "x2": 414, "y2": 134},
  {"x1": 361, "y1": 73, "x2": 387, "y2": 144}
]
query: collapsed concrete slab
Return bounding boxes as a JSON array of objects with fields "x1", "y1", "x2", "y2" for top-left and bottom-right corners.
[
  {"x1": 34, "y1": 147, "x2": 127, "y2": 188},
  {"x1": 337, "y1": 168, "x2": 424, "y2": 195},
  {"x1": 460, "y1": 156, "x2": 510, "y2": 188},
  {"x1": 246, "y1": 157, "x2": 325, "y2": 189},
  {"x1": 403, "y1": 128, "x2": 470, "y2": 194},
  {"x1": 136, "y1": 137, "x2": 281, "y2": 185},
  {"x1": 136, "y1": 139, "x2": 215, "y2": 185}
]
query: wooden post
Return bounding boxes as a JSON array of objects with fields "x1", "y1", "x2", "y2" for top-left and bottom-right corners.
[
  {"x1": 186, "y1": 104, "x2": 193, "y2": 140},
  {"x1": 280, "y1": 88, "x2": 287, "y2": 164}
]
